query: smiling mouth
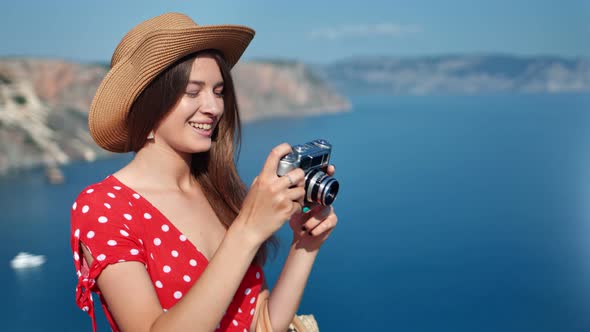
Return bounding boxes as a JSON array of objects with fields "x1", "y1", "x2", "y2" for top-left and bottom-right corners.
[
  {"x1": 188, "y1": 122, "x2": 213, "y2": 130},
  {"x1": 188, "y1": 121, "x2": 214, "y2": 137}
]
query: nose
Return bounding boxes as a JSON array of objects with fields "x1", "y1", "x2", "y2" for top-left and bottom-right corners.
[{"x1": 199, "y1": 90, "x2": 223, "y2": 117}]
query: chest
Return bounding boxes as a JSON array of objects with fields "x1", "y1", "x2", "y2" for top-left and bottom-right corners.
[{"x1": 139, "y1": 189, "x2": 227, "y2": 262}]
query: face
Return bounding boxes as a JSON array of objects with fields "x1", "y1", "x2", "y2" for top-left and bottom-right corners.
[{"x1": 153, "y1": 55, "x2": 225, "y2": 154}]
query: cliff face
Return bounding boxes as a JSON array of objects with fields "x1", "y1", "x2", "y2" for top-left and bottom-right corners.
[
  {"x1": 0, "y1": 58, "x2": 350, "y2": 175},
  {"x1": 318, "y1": 55, "x2": 590, "y2": 95}
]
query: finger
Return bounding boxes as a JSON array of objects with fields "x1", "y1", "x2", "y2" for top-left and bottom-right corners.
[
  {"x1": 286, "y1": 186, "x2": 305, "y2": 202},
  {"x1": 308, "y1": 213, "x2": 337, "y2": 236},
  {"x1": 279, "y1": 168, "x2": 305, "y2": 189},
  {"x1": 261, "y1": 143, "x2": 293, "y2": 177},
  {"x1": 326, "y1": 164, "x2": 336, "y2": 176},
  {"x1": 301, "y1": 206, "x2": 332, "y2": 231},
  {"x1": 289, "y1": 200, "x2": 303, "y2": 216}
]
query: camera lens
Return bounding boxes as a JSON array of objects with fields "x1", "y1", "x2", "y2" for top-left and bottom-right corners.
[{"x1": 304, "y1": 169, "x2": 340, "y2": 206}]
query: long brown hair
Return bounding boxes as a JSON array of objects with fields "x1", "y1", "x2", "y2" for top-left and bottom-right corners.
[{"x1": 126, "y1": 50, "x2": 277, "y2": 266}]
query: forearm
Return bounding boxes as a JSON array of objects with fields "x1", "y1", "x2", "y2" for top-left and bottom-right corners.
[
  {"x1": 267, "y1": 242, "x2": 319, "y2": 332},
  {"x1": 151, "y1": 221, "x2": 260, "y2": 332}
]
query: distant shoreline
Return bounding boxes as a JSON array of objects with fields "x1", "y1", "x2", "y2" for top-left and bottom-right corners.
[{"x1": 0, "y1": 105, "x2": 352, "y2": 180}]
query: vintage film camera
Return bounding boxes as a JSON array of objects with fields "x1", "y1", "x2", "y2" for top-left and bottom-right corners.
[{"x1": 277, "y1": 139, "x2": 339, "y2": 206}]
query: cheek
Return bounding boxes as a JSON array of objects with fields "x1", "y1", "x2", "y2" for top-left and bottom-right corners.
[{"x1": 178, "y1": 97, "x2": 199, "y2": 111}]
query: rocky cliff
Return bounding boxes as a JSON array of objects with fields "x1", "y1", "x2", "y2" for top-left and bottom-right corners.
[
  {"x1": 318, "y1": 54, "x2": 590, "y2": 95},
  {"x1": 0, "y1": 58, "x2": 350, "y2": 176}
]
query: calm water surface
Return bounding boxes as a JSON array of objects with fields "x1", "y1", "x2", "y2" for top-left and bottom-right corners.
[{"x1": 1, "y1": 93, "x2": 589, "y2": 331}]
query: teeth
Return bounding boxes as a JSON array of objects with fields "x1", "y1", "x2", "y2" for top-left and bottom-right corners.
[{"x1": 189, "y1": 122, "x2": 212, "y2": 130}]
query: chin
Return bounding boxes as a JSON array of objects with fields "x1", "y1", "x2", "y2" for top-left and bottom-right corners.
[{"x1": 187, "y1": 141, "x2": 212, "y2": 154}]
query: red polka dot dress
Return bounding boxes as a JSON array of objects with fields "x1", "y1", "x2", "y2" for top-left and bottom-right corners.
[{"x1": 70, "y1": 175, "x2": 264, "y2": 332}]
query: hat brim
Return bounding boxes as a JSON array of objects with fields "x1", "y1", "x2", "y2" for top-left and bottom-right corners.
[{"x1": 89, "y1": 25, "x2": 255, "y2": 153}]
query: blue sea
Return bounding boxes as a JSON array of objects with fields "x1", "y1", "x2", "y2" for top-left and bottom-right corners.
[{"x1": 1, "y1": 93, "x2": 590, "y2": 331}]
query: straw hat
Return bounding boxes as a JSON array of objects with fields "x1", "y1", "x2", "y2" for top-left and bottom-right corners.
[{"x1": 88, "y1": 12, "x2": 255, "y2": 152}]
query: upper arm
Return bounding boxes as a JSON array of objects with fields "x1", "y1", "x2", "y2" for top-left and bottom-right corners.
[
  {"x1": 95, "y1": 257, "x2": 164, "y2": 332},
  {"x1": 72, "y1": 186, "x2": 159, "y2": 331},
  {"x1": 81, "y1": 242, "x2": 163, "y2": 332}
]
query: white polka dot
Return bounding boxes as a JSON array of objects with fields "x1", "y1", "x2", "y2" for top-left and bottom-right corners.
[
  {"x1": 153, "y1": 238, "x2": 162, "y2": 246},
  {"x1": 144, "y1": 213, "x2": 152, "y2": 219},
  {"x1": 97, "y1": 254, "x2": 106, "y2": 261},
  {"x1": 139, "y1": 239, "x2": 143, "y2": 245},
  {"x1": 250, "y1": 308, "x2": 255, "y2": 315},
  {"x1": 238, "y1": 308, "x2": 243, "y2": 313},
  {"x1": 179, "y1": 234, "x2": 187, "y2": 242},
  {"x1": 245, "y1": 288, "x2": 251, "y2": 295},
  {"x1": 133, "y1": 193, "x2": 140, "y2": 199},
  {"x1": 74, "y1": 229, "x2": 80, "y2": 238},
  {"x1": 107, "y1": 192, "x2": 115, "y2": 198},
  {"x1": 150, "y1": 253, "x2": 154, "y2": 260},
  {"x1": 128, "y1": 201, "x2": 133, "y2": 206},
  {"x1": 155, "y1": 280, "x2": 163, "y2": 288},
  {"x1": 250, "y1": 297, "x2": 256, "y2": 304},
  {"x1": 244, "y1": 329, "x2": 248, "y2": 332},
  {"x1": 82, "y1": 306, "x2": 89, "y2": 312},
  {"x1": 82, "y1": 205, "x2": 89, "y2": 214},
  {"x1": 171, "y1": 250, "x2": 179, "y2": 257},
  {"x1": 163, "y1": 265, "x2": 171, "y2": 273},
  {"x1": 256, "y1": 272, "x2": 261, "y2": 279},
  {"x1": 113, "y1": 186, "x2": 121, "y2": 190},
  {"x1": 174, "y1": 291, "x2": 182, "y2": 299},
  {"x1": 123, "y1": 224, "x2": 130, "y2": 230},
  {"x1": 86, "y1": 189, "x2": 94, "y2": 194},
  {"x1": 73, "y1": 251, "x2": 79, "y2": 261},
  {"x1": 118, "y1": 259, "x2": 126, "y2": 262},
  {"x1": 130, "y1": 248, "x2": 139, "y2": 255},
  {"x1": 163, "y1": 308, "x2": 168, "y2": 313},
  {"x1": 87, "y1": 231, "x2": 95, "y2": 239},
  {"x1": 98, "y1": 216, "x2": 108, "y2": 223},
  {"x1": 232, "y1": 320, "x2": 238, "y2": 326},
  {"x1": 120, "y1": 230, "x2": 129, "y2": 237},
  {"x1": 104, "y1": 203, "x2": 111, "y2": 209},
  {"x1": 72, "y1": 202, "x2": 77, "y2": 210},
  {"x1": 183, "y1": 275, "x2": 191, "y2": 282},
  {"x1": 161, "y1": 224, "x2": 169, "y2": 232},
  {"x1": 107, "y1": 240, "x2": 117, "y2": 246},
  {"x1": 76, "y1": 270, "x2": 82, "y2": 277},
  {"x1": 122, "y1": 213, "x2": 131, "y2": 220},
  {"x1": 189, "y1": 259, "x2": 197, "y2": 266}
]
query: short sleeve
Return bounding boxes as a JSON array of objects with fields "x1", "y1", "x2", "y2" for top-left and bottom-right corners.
[{"x1": 70, "y1": 185, "x2": 147, "y2": 331}]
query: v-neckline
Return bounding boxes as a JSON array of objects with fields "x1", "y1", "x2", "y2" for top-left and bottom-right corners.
[{"x1": 108, "y1": 174, "x2": 211, "y2": 264}]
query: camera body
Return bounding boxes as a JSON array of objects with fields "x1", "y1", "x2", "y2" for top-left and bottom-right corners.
[{"x1": 277, "y1": 139, "x2": 339, "y2": 206}]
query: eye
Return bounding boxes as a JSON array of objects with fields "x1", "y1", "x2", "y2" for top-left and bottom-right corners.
[
  {"x1": 185, "y1": 91, "x2": 200, "y2": 98},
  {"x1": 214, "y1": 89, "x2": 225, "y2": 97}
]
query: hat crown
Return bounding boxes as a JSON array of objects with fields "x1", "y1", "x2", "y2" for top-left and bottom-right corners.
[{"x1": 110, "y1": 12, "x2": 198, "y2": 67}]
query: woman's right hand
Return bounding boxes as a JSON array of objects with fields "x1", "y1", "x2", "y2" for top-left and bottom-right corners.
[{"x1": 237, "y1": 143, "x2": 306, "y2": 245}]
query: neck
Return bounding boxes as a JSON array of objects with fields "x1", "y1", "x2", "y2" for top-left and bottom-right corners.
[{"x1": 125, "y1": 142, "x2": 197, "y2": 192}]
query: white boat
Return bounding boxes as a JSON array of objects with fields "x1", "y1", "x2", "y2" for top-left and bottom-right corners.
[{"x1": 10, "y1": 252, "x2": 46, "y2": 269}]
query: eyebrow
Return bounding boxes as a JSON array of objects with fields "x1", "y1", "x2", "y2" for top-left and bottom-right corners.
[{"x1": 187, "y1": 80, "x2": 224, "y2": 87}]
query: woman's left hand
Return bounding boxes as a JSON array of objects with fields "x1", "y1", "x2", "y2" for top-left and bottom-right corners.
[{"x1": 289, "y1": 165, "x2": 338, "y2": 251}]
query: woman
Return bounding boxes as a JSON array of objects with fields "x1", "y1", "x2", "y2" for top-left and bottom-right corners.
[{"x1": 70, "y1": 12, "x2": 338, "y2": 332}]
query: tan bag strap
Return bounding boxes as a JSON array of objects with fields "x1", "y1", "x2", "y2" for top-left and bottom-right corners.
[
  {"x1": 254, "y1": 293, "x2": 274, "y2": 332},
  {"x1": 254, "y1": 290, "x2": 319, "y2": 332}
]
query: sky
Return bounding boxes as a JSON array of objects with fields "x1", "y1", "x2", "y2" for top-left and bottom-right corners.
[{"x1": 0, "y1": 0, "x2": 588, "y2": 64}]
